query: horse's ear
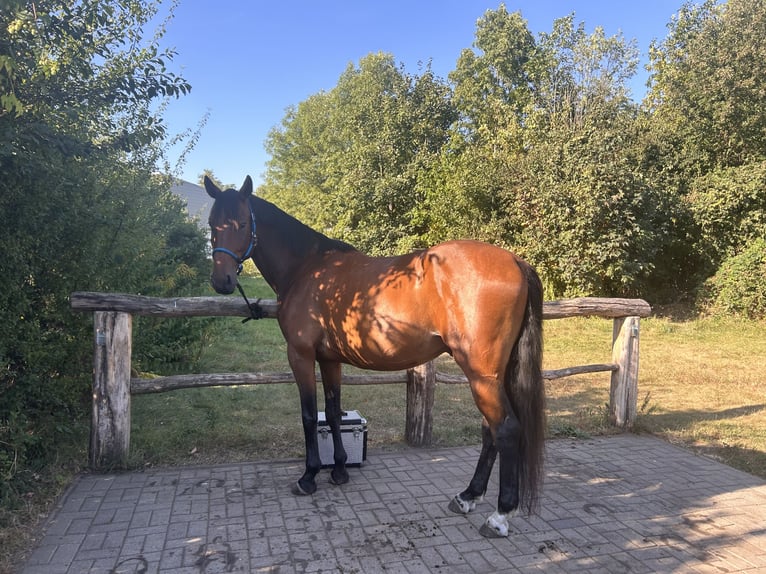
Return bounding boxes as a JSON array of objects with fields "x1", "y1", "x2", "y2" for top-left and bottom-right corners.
[
  {"x1": 240, "y1": 175, "x2": 254, "y2": 198},
  {"x1": 204, "y1": 176, "x2": 221, "y2": 199}
]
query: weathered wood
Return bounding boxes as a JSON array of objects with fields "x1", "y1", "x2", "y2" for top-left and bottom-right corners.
[
  {"x1": 131, "y1": 363, "x2": 620, "y2": 394},
  {"x1": 543, "y1": 298, "x2": 651, "y2": 319},
  {"x1": 90, "y1": 312, "x2": 132, "y2": 470},
  {"x1": 405, "y1": 363, "x2": 436, "y2": 447},
  {"x1": 544, "y1": 364, "x2": 618, "y2": 380},
  {"x1": 132, "y1": 372, "x2": 295, "y2": 394},
  {"x1": 72, "y1": 291, "x2": 650, "y2": 321},
  {"x1": 131, "y1": 371, "x2": 409, "y2": 394},
  {"x1": 71, "y1": 291, "x2": 279, "y2": 318},
  {"x1": 610, "y1": 316, "x2": 641, "y2": 428},
  {"x1": 435, "y1": 363, "x2": 618, "y2": 385}
]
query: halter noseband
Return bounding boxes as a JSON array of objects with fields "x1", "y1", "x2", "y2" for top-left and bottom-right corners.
[{"x1": 212, "y1": 200, "x2": 257, "y2": 276}]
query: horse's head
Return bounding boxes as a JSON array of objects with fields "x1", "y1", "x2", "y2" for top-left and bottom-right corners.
[{"x1": 205, "y1": 175, "x2": 256, "y2": 294}]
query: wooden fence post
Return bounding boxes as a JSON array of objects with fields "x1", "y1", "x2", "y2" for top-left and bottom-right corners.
[
  {"x1": 405, "y1": 361, "x2": 436, "y2": 446},
  {"x1": 610, "y1": 316, "x2": 640, "y2": 429},
  {"x1": 90, "y1": 311, "x2": 132, "y2": 470}
]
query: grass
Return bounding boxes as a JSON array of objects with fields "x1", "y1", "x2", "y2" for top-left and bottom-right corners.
[
  {"x1": 543, "y1": 314, "x2": 766, "y2": 476},
  {"x1": 633, "y1": 316, "x2": 766, "y2": 476}
]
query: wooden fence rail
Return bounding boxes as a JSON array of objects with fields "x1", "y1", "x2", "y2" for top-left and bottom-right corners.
[{"x1": 71, "y1": 292, "x2": 651, "y2": 470}]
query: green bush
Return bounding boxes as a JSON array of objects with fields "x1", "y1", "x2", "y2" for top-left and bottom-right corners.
[
  {"x1": 699, "y1": 238, "x2": 766, "y2": 319},
  {"x1": 687, "y1": 162, "x2": 766, "y2": 274},
  {"x1": 0, "y1": 0, "x2": 202, "y2": 524}
]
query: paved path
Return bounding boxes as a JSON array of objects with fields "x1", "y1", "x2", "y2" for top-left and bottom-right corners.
[{"x1": 19, "y1": 435, "x2": 766, "y2": 573}]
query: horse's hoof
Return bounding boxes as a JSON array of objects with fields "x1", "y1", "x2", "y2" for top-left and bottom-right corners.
[
  {"x1": 291, "y1": 481, "x2": 316, "y2": 496},
  {"x1": 479, "y1": 522, "x2": 507, "y2": 538},
  {"x1": 448, "y1": 494, "x2": 477, "y2": 515},
  {"x1": 479, "y1": 511, "x2": 510, "y2": 538},
  {"x1": 329, "y1": 469, "x2": 349, "y2": 486}
]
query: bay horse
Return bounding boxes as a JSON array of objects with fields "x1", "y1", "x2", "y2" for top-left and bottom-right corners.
[{"x1": 204, "y1": 175, "x2": 545, "y2": 538}]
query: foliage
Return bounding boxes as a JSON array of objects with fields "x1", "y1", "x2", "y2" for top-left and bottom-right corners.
[
  {"x1": 511, "y1": 16, "x2": 667, "y2": 297},
  {"x1": 698, "y1": 238, "x2": 766, "y2": 319},
  {"x1": 262, "y1": 52, "x2": 457, "y2": 254},
  {"x1": 0, "y1": 0, "x2": 207, "y2": 517},
  {"x1": 686, "y1": 162, "x2": 766, "y2": 271},
  {"x1": 421, "y1": 7, "x2": 534, "y2": 246},
  {"x1": 515, "y1": 125, "x2": 669, "y2": 297},
  {"x1": 645, "y1": 0, "x2": 766, "y2": 181},
  {"x1": 449, "y1": 6, "x2": 534, "y2": 148},
  {"x1": 642, "y1": 0, "x2": 766, "y2": 301}
]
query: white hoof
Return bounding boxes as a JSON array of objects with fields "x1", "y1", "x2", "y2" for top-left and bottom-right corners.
[
  {"x1": 479, "y1": 511, "x2": 511, "y2": 538},
  {"x1": 448, "y1": 493, "x2": 480, "y2": 515}
]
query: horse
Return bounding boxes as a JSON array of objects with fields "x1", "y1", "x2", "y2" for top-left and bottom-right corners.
[{"x1": 204, "y1": 175, "x2": 545, "y2": 538}]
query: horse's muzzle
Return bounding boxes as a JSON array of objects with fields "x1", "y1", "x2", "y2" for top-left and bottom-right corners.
[{"x1": 210, "y1": 273, "x2": 236, "y2": 295}]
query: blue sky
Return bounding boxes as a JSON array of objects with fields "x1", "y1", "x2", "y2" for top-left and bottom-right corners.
[{"x1": 158, "y1": 1, "x2": 678, "y2": 188}]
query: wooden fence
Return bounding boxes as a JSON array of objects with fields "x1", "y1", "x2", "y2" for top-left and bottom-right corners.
[{"x1": 70, "y1": 292, "x2": 651, "y2": 470}]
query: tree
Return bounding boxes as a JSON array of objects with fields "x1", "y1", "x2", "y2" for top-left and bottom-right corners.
[
  {"x1": 643, "y1": 0, "x2": 766, "y2": 301},
  {"x1": 438, "y1": 9, "x2": 662, "y2": 296},
  {"x1": 646, "y1": 0, "x2": 766, "y2": 181},
  {"x1": 411, "y1": 7, "x2": 536, "y2": 248},
  {"x1": 449, "y1": 6, "x2": 535, "y2": 148},
  {"x1": 511, "y1": 15, "x2": 669, "y2": 297},
  {"x1": 529, "y1": 15, "x2": 638, "y2": 131},
  {"x1": 0, "y1": 0, "x2": 205, "y2": 515},
  {"x1": 262, "y1": 53, "x2": 456, "y2": 254}
]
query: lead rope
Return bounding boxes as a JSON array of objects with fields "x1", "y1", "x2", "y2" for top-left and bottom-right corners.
[{"x1": 236, "y1": 282, "x2": 264, "y2": 323}]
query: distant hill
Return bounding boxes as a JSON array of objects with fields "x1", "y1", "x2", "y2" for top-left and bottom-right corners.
[{"x1": 170, "y1": 179, "x2": 210, "y2": 228}]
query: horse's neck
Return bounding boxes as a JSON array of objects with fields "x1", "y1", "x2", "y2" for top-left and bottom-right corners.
[
  {"x1": 251, "y1": 219, "x2": 319, "y2": 297},
  {"x1": 251, "y1": 241, "x2": 299, "y2": 297},
  {"x1": 250, "y1": 197, "x2": 354, "y2": 296}
]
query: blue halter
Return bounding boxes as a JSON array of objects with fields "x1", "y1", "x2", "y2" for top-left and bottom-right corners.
[{"x1": 212, "y1": 200, "x2": 257, "y2": 276}]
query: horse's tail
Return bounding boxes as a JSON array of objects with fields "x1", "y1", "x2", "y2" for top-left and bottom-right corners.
[{"x1": 507, "y1": 259, "x2": 546, "y2": 515}]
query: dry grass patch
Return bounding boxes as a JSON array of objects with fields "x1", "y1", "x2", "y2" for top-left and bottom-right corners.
[
  {"x1": 638, "y1": 317, "x2": 766, "y2": 476},
  {"x1": 541, "y1": 316, "x2": 766, "y2": 477}
]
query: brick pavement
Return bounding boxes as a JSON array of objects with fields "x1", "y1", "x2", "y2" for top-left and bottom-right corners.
[{"x1": 18, "y1": 435, "x2": 766, "y2": 573}]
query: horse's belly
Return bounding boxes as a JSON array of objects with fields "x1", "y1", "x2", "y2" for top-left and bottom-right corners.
[{"x1": 324, "y1": 318, "x2": 447, "y2": 371}]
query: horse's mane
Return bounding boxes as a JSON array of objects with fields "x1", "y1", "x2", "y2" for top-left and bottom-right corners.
[{"x1": 253, "y1": 197, "x2": 358, "y2": 256}]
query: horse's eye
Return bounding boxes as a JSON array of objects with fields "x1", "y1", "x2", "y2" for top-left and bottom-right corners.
[{"x1": 239, "y1": 222, "x2": 248, "y2": 230}]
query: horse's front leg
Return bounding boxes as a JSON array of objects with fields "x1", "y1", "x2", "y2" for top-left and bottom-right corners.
[
  {"x1": 288, "y1": 349, "x2": 321, "y2": 496},
  {"x1": 319, "y1": 360, "x2": 349, "y2": 486}
]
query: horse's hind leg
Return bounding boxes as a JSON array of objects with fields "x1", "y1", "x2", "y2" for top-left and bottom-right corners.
[
  {"x1": 459, "y1": 374, "x2": 522, "y2": 538},
  {"x1": 320, "y1": 360, "x2": 349, "y2": 486},
  {"x1": 449, "y1": 418, "x2": 497, "y2": 514},
  {"x1": 482, "y1": 411, "x2": 522, "y2": 538}
]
